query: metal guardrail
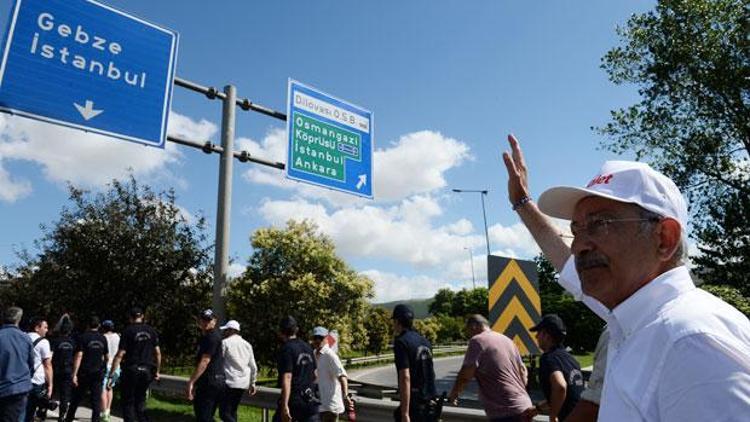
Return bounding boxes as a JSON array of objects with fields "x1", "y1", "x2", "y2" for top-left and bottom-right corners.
[
  {"x1": 151, "y1": 374, "x2": 488, "y2": 421},
  {"x1": 346, "y1": 345, "x2": 467, "y2": 366}
]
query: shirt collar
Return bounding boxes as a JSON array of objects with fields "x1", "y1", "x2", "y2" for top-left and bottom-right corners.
[
  {"x1": 610, "y1": 265, "x2": 694, "y2": 338},
  {"x1": 316, "y1": 343, "x2": 331, "y2": 356}
]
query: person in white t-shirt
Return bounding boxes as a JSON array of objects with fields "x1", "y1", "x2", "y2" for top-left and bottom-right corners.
[
  {"x1": 218, "y1": 320, "x2": 257, "y2": 422},
  {"x1": 100, "y1": 320, "x2": 120, "y2": 422},
  {"x1": 26, "y1": 316, "x2": 53, "y2": 422},
  {"x1": 311, "y1": 326, "x2": 352, "y2": 422}
]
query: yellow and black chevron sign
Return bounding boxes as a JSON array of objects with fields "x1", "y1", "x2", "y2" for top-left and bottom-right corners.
[{"x1": 487, "y1": 256, "x2": 541, "y2": 355}]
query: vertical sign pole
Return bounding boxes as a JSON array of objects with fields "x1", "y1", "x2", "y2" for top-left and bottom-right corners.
[
  {"x1": 481, "y1": 191, "x2": 491, "y2": 256},
  {"x1": 213, "y1": 85, "x2": 236, "y2": 320}
]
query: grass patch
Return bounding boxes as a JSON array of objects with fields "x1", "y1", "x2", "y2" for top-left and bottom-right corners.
[
  {"x1": 573, "y1": 352, "x2": 595, "y2": 368},
  {"x1": 141, "y1": 392, "x2": 266, "y2": 421}
]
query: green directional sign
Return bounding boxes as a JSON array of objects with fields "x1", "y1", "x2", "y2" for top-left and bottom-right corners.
[
  {"x1": 286, "y1": 80, "x2": 373, "y2": 198},
  {"x1": 290, "y1": 113, "x2": 362, "y2": 182}
]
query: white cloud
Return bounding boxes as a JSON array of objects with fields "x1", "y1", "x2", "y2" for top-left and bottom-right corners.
[
  {"x1": 241, "y1": 129, "x2": 470, "y2": 205},
  {"x1": 168, "y1": 113, "x2": 218, "y2": 142},
  {"x1": 445, "y1": 219, "x2": 474, "y2": 236},
  {"x1": 257, "y1": 196, "x2": 486, "y2": 268},
  {"x1": 228, "y1": 262, "x2": 246, "y2": 279},
  {"x1": 362, "y1": 270, "x2": 452, "y2": 303},
  {"x1": 488, "y1": 222, "x2": 541, "y2": 260},
  {"x1": 0, "y1": 164, "x2": 31, "y2": 202},
  {"x1": 0, "y1": 111, "x2": 216, "y2": 202},
  {"x1": 375, "y1": 130, "x2": 470, "y2": 200}
]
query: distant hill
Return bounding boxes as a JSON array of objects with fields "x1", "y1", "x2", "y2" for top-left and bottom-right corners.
[{"x1": 375, "y1": 298, "x2": 433, "y2": 319}]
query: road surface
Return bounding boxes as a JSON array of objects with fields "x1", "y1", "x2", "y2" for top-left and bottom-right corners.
[{"x1": 350, "y1": 355, "x2": 482, "y2": 402}]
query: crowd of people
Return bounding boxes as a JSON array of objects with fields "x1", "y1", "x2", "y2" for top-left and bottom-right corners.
[
  {"x1": 0, "y1": 306, "x2": 358, "y2": 422},
  {"x1": 0, "y1": 307, "x2": 163, "y2": 422}
]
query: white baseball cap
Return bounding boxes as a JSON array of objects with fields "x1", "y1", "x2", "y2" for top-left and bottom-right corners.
[
  {"x1": 538, "y1": 160, "x2": 688, "y2": 230},
  {"x1": 312, "y1": 326, "x2": 329, "y2": 337},
  {"x1": 220, "y1": 320, "x2": 241, "y2": 331}
]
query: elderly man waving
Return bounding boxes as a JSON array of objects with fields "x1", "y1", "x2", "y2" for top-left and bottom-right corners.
[{"x1": 502, "y1": 134, "x2": 750, "y2": 421}]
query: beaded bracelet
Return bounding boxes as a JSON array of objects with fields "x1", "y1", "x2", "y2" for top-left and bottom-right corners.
[{"x1": 512, "y1": 196, "x2": 532, "y2": 211}]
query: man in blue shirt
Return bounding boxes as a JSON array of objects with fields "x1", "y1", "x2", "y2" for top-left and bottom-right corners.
[{"x1": 0, "y1": 306, "x2": 34, "y2": 421}]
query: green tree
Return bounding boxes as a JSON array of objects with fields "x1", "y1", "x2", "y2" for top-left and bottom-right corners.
[
  {"x1": 454, "y1": 287, "x2": 489, "y2": 317},
  {"x1": 0, "y1": 177, "x2": 213, "y2": 362},
  {"x1": 428, "y1": 288, "x2": 455, "y2": 316},
  {"x1": 435, "y1": 314, "x2": 464, "y2": 343},
  {"x1": 226, "y1": 220, "x2": 373, "y2": 366},
  {"x1": 701, "y1": 284, "x2": 750, "y2": 318},
  {"x1": 364, "y1": 306, "x2": 392, "y2": 355},
  {"x1": 598, "y1": 0, "x2": 750, "y2": 293},
  {"x1": 428, "y1": 287, "x2": 488, "y2": 317},
  {"x1": 413, "y1": 317, "x2": 440, "y2": 345}
]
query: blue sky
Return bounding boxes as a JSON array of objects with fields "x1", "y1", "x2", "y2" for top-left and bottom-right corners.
[{"x1": 0, "y1": 0, "x2": 655, "y2": 301}]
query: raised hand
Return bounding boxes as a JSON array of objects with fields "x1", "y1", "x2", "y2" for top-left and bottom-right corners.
[{"x1": 502, "y1": 134, "x2": 531, "y2": 205}]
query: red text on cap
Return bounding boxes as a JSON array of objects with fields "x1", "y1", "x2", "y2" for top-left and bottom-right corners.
[{"x1": 587, "y1": 174, "x2": 613, "y2": 188}]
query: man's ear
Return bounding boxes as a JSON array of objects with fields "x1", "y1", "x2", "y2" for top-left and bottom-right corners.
[{"x1": 656, "y1": 218, "x2": 682, "y2": 263}]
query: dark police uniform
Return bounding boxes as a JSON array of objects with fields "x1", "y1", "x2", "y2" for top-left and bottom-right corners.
[
  {"x1": 273, "y1": 338, "x2": 319, "y2": 422},
  {"x1": 393, "y1": 329, "x2": 437, "y2": 422},
  {"x1": 193, "y1": 328, "x2": 225, "y2": 422},
  {"x1": 539, "y1": 345, "x2": 584, "y2": 421},
  {"x1": 118, "y1": 322, "x2": 159, "y2": 422},
  {"x1": 51, "y1": 335, "x2": 76, "y2": 422},
  {"x1": 66, "y1": 330, "x2": 107, "y2": 422}
]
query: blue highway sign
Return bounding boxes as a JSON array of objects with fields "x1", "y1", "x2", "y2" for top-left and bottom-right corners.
[
  {"x1": 0, "y1": 0, "x2": 178, "y2": 148},
  {"x1": 286, "y1": 79, "x2": 374, "y2": 199}
]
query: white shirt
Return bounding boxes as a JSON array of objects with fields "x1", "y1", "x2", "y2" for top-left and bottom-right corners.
[
  {"x1": 579, "y1": 327, "x2": 608, "y2": 405},
  {"x1": 104, "y1": 332, "x2": 120, "y2": 367},
  {"x1": 222, "y1": 334, "x2": 257, "y2": 389},
  {"x1": 315, "y1": 344, "x2": 347, "y2": 414},
  {"x1": 28, "y1": 332, "x2": 52, "y2": 386},
  {"x1": 560, "y1": 257, "x2": 750, "y2": 421}
]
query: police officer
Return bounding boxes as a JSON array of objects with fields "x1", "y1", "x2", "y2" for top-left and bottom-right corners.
[
  {"x1": 186, "y1": 309, "x2": 225, "y2": 422},
  {"x1": 392, "y1": 304, "x2": 437, "y2": 422},
  {"x1": 51, "y1": 314, "x2": 76, "y2": 422},
  {"x1": 109, "y1": 307, "x2": 161, "y2": 422},
  {"x1": 274, "y1": 316, "x2": 319, "y2": 422},
  {"x1": 66, "y1": 316, "x2": 108, "y2": 422},
  {"x1": 531, "y1": 314, "x2": 583, "y2": 422}
]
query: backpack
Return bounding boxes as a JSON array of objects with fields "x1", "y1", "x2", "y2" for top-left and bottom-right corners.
[{"x1": 415, "y1": 344, "x2": 437, "y2": 400}]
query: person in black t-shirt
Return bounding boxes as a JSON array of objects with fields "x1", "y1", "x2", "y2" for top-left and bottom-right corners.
[
  {"x1": 51, "y1": 314, "x2": 76, "y2": 422},
  {"x1": 187, "y1": 309, "x2": 226, "y2": 422},
  {"x1": 273, "y1": 316, "x2": 319, "y2": 422},
  {"x1": 109, "y1": 307, "x2": 161, "y2": 422},
  {"x1": 531, "y1": 314, "x2": 584, "y2": 422},
  {"x1": 392, "y1": 304, "x2": 437, "y2": 422},
  {"x1": 66, "y1": 316, "x2": 108, "y2": 422}
]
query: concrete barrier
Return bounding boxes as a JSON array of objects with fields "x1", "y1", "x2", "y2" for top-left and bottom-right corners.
[{"x1": 151, "y1": 374, "x2": 488, "y2": 421}]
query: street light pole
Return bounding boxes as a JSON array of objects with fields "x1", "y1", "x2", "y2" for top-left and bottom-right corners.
[
  {"x1": 465, "y1": 247, "x2": 476, "y2": 289},
  {"x1": 452, "y1": 189, "x2": 491, "y2": 256}
]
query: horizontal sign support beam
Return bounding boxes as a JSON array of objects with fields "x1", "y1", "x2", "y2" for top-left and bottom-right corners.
[
  {"x1": 174, "y1": 76, "x2": 287, "y2": 121},
  {"x1": 167, "y1": 134, "x2": 285, "y2": 170}
]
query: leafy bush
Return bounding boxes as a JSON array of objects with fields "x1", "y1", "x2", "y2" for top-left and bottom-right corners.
[
  {"x1": 700, "y1": 284, "x2": 750, "y2": 318},
  {"x1": 413, "y1": 317, "x2": 440, "y2": 345},
  {"x1": 436, "y1": 314, "x2": 464, "y2": 343}
]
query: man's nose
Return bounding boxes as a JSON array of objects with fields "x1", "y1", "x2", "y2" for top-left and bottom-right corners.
[{"x1": 571, "y1": 232, "x2": 594, "y2": 256}]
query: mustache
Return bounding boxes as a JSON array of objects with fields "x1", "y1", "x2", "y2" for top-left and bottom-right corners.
[{"x1": 575, "y1": 253, "x2": 609, "y2": 271}]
